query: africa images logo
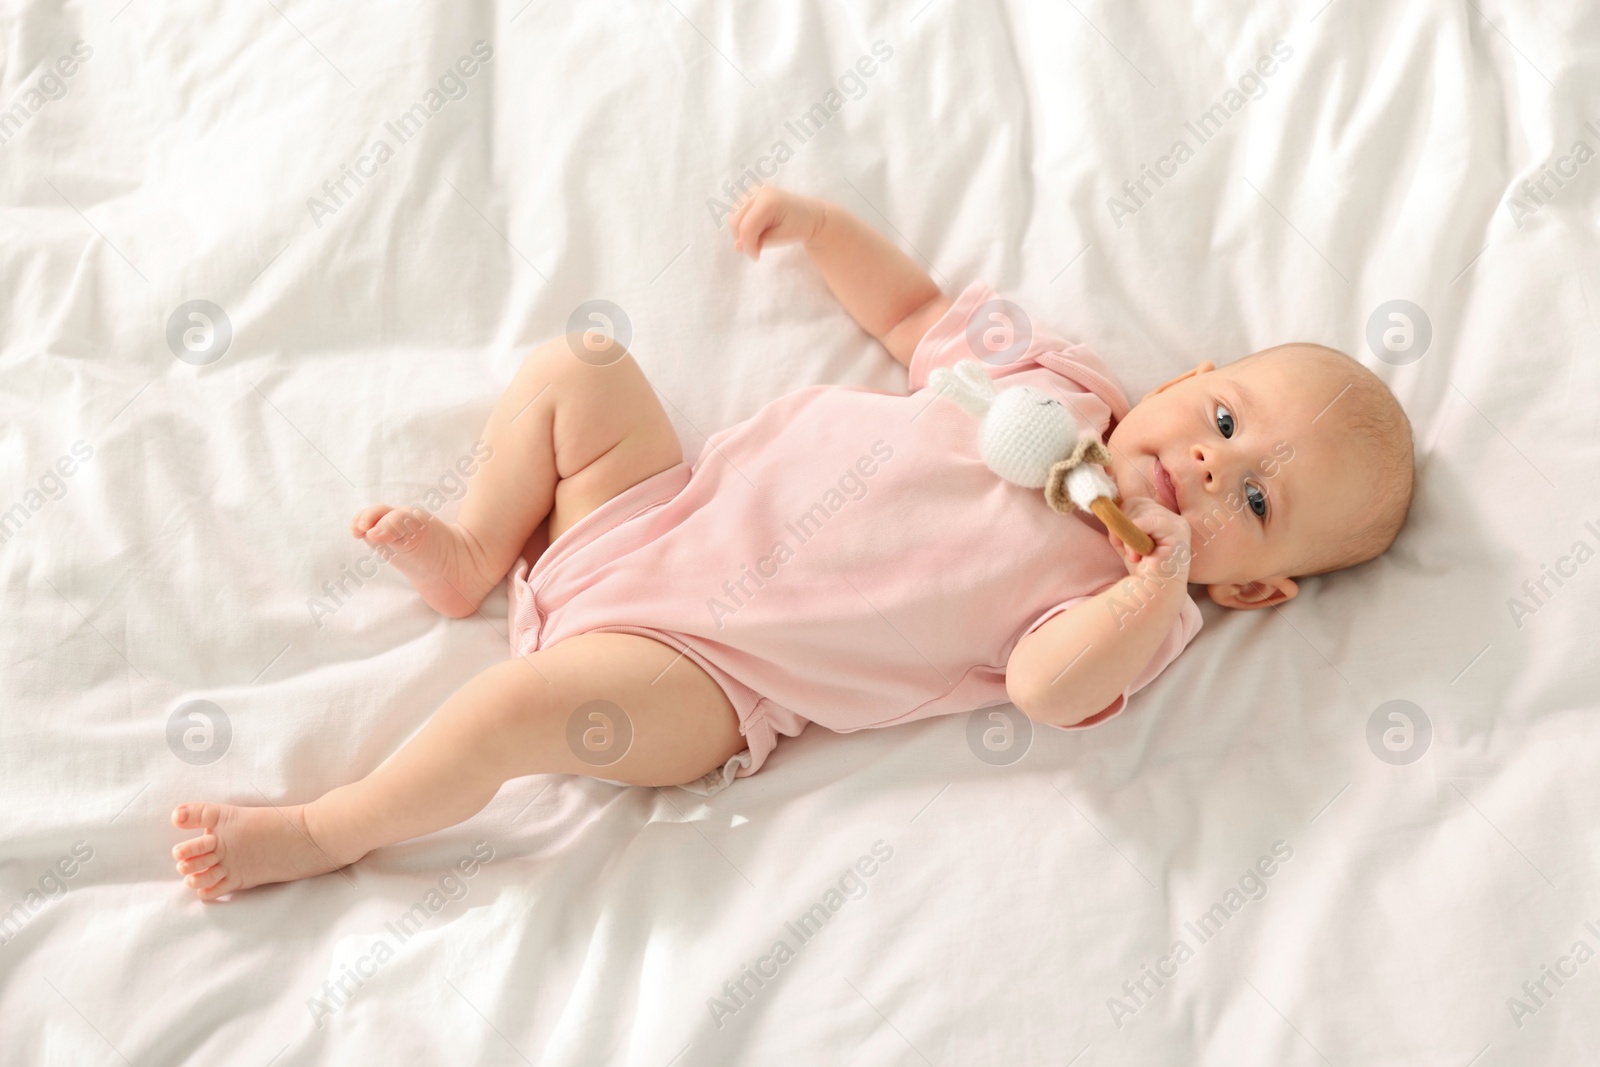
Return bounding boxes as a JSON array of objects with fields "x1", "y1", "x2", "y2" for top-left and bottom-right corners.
[
  {"x1": 1105, "y1": 41, "x2": 1294, "y2": 228},
  {"x1": 305, "y1": 42, "x2": 494, "y2": 228}
]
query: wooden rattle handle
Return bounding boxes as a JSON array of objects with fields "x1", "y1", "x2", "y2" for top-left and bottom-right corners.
[{"x1": 1089, "y1": 498, "x2": 1155, "y2": 557}]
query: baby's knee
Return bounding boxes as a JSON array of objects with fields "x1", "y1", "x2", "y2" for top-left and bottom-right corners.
[
  {"x1": 562, "y1": 329, "x2": 630, "y2": 368},
  {"x1": 525, "y1": 331, "x2": 633, "y2": 375},
  {"x1": 516, "y1": 334, "x2": 637, "y2": 396},
  {"x1": 474, "y1": 658, "x2": 560, "y2": 732}
]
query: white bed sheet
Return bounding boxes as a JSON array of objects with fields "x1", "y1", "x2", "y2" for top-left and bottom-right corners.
[{"x1": 3, "y1": 0, "x2": 1599, "y2": 1063}]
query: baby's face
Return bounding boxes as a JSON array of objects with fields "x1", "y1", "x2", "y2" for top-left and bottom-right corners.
[{"x1": 1104, "y1": 349, "x2": 1367, "y2": 608}]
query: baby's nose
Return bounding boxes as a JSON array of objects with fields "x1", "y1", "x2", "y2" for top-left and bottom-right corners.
[{"x1": 1190, "y1": 444, "x2": 1230, "y2": 493}]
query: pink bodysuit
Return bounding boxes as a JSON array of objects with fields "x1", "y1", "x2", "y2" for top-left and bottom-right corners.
[{"x1": 508, "y1": 281, "x2": 1203, "y2": 792}]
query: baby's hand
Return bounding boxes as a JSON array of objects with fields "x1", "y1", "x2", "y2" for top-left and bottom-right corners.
[
  {"x1": 729, "y1": 186, "x2": 824, "y2": 261},
  {"x1": 1109, "y1": 496, "x2": 1192, "y2": 582}
]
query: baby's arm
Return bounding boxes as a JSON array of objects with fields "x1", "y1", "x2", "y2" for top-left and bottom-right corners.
[
  {"x1": 729, "y1": 187, "x2": 951, "y2": 368},
  {"x1": 1006, "y1": 499, "x2": 1193, "y2": 726}
]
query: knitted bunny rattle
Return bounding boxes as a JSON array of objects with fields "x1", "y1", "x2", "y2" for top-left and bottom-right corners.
[{"x1": 929, "y1": 359, "x2": 1156, "y2": 556}]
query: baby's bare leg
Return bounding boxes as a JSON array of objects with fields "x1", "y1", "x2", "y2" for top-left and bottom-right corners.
[
  {"x1": 351, "y1": 334, "x2": 682, "y2": 617},
  {"x1": 170, "y1": 633, "x2": 743, "y2": 900}
]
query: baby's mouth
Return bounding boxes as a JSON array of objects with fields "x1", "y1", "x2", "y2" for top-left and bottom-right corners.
[{"x1": 1152, "y1": 457, "x2": 1180, "y2": 513}]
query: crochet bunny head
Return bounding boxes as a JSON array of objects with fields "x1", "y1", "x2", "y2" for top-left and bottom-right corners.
[
  {"x1": 928, "y1": 358, "x2": 1143, "y2": 550},
  {"x1": 928, "y1": 359, "x2": 1081, "y2": 489}
]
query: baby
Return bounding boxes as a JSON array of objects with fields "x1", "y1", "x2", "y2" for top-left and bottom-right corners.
[{"x1": 170, "y1": 187, "x2": 1415, "y2": 900}]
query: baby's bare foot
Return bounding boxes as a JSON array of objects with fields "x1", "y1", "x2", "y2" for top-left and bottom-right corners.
[
  {"x1": 350, "y1": 505, "x2": 494, "y2": 618},
  {"x1": 170, "y1": 802, "x2": 362, "y2": 901}
]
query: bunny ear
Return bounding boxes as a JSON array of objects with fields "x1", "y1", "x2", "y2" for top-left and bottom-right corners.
[
  {"x1": 953, "y1": 360, "x2": 996, "y2": 398},
  {"x1": 928, "y1": 365, "x2": 991, "y2": 418}
]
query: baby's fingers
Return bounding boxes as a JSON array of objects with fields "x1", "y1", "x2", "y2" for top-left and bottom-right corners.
[
  {"x1": 736, "y1": 214, "x2": 767, "y2": 260},
  {"x1": 1107, "y1": 527, "x2": 1142, "y2": 565},
  {"x1": 729, "y1": 188, "x2": 770, "y2": 252},
  {"x1": 741, "y1": 206, "x2": 783, "y2": 260},
  {"x1": 728, "y1": 194, "x2": 755, "y2": 237}
]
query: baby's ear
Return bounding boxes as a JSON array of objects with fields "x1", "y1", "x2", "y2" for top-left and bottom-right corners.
[{"x1": 1207, "y1": 575, "x2": 1297, "y2": 610}]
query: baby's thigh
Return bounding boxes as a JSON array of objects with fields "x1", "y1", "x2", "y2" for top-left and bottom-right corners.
[{"x1": 528, "y1": 631, "x2": 743, "y2": 787}]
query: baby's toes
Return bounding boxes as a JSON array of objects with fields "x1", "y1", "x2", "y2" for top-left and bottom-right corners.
[
  {"x1": 176, "y1": 854, "x2": 217, "y2": 876},
  {"x1": 171, "y1": 803, "x2": 222, "y2": 833},
  {"x1": 351, "y1": 504, "x2": 394, "y2": 538},
  {"x1": 185, "y1": 864, "x2": 230, "y2": 891},
  {"x1": 373, "y1": 507, "x2": 427, "y2": 543},
  {"x1": 195, "y1": 874, "x2": 238, "y2": 902},
  {"x1": 172, "y1": 834, "x2": 216, "y2": 861}
]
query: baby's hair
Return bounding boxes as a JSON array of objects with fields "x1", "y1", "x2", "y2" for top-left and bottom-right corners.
[{"x1": 1230, "y1": 343, "x2": 1415, "y2": 578}]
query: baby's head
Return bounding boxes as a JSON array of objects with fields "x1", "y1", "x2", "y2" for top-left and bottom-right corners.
[{"x1": 1105, "y1": 343, "x2": 1415, "y2": 609}]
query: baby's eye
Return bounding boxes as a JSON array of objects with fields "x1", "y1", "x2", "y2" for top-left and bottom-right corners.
[
  {"x1": 1245, "y1": 482, "x2": 1267, "y2": 518},
  {"x1": 1215, "y1": 403, "x2": 1235, "y2": 439}
]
